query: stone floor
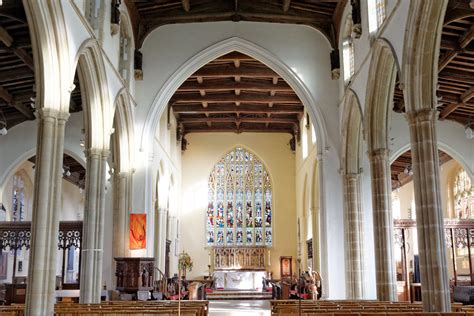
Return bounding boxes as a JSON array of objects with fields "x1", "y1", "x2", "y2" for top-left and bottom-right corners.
[{"x1": 209, "y1": 300, "x2": 271, "y2": 316}]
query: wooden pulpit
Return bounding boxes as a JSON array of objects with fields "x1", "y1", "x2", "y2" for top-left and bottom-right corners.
[{"x1": 114, "y1": 257, "x2": 155, "y2": 293}]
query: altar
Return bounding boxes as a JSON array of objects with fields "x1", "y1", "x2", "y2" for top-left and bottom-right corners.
[
  {"x1": 211, "y1": 247, "x2": 267, "y2": 290},
  {"x1": 213, "y1": 270, "x2": 267, "y2": 290}
]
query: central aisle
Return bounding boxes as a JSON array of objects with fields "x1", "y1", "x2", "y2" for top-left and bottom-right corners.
[{"x1": 208, "y1": 300, "x2": 271, "y2": 316}]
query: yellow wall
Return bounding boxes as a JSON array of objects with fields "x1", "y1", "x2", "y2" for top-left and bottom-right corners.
[
  {"x1": 295, "y1": 114, "x2": 319, "y2": 271},
  {"x1": 180, "y1": 132, "x2": 297, "y2": 279}
]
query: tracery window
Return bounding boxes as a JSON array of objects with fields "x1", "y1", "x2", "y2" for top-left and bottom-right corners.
[
  {"x1": 207, "y1": 147, "x2": 273, "y2": 247},
  {"x1": 454, "y1": 170, "x2": 474, "y2": 219},
  {"x1": 342, "y1": 39, "x2": 355, "y2": 82},
  {"x1": 368, "y1": 0, "x2": 386, "y2": 34},
  {"x1": 342, "y1": 16, "x2": 355, "y2": 83},
  {"x1": 12, "y1": 175, "x2": 26, "y2": 222}
]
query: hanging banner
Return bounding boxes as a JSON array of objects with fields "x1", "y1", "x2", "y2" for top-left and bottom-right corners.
[{"x1": 130, "y1": 213, "x2": 146, "y2": 249}]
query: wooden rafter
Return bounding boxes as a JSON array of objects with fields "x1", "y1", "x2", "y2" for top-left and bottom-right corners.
[{"x1": 171, "y1": 51, "x2": 303, "y2": 138}]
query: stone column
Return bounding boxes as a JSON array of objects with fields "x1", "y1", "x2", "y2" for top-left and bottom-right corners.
[
  {"x1": 406, "y1": 109, "x2": 450, "y2": 312},
  {"x1": 111, "y1": 171, "x2": 131, "y2": 289},
  {"x1": 154, "y1": 207, "x2": 168, "y2": 277},
  {"x1": 112, "y1": 171, "x2": 130, "y2": 259},
  {"x1": 344, "y1": 173, "x2": 364, "y2": 299},
  {"x1": 310, "y1": 207, "x2": 320, "y2": 272},
  {"x1": 25, "y1": 109, "x2": 69, "y2": 316},
  {"x1": 80, "y1": 149, "x2": 109, "y2": 304},
  {"x1": 369, "y1": 149, "x2": 397, "y2": 301}
]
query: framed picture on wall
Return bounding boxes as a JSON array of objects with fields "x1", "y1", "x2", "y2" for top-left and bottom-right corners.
[{"x1": 280, "y1": 256, "x2": 292, "y2": 278}]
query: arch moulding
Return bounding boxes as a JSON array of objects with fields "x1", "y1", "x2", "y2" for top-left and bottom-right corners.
[{"x1": 140, "y1": 36, "x2": 329, "y2": 156}]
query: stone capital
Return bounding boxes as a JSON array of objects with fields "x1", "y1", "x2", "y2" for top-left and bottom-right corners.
[
  {"x1": 369, "y1": 148, "x2": 389, "y2": 160},
  {"x1": 344, "y1": 172, "x2": 361, "y2": 181},
  {"x1": 84, "y1": 148, "x2": 110, "y2": 160},
  {"x1": 405, "y1": 108, "x2": 437, "y2": 125},
  {"x1": 36, "y1": 108, "x2": 70, "y2": 122}
]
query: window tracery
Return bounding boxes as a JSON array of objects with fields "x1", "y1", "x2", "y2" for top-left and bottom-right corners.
[
  {"x1": 454, "y1": 170, "x2": 473, "y2": 219},
  {"x1": 207, "y1": 147, "x2": 273, "y2": 247},
  {"x1": 368, "y1": 0, "x2": 386, "y2": 34},
  {"x1": 12, "y1": 175, "x2": 26, "y2": 222}
]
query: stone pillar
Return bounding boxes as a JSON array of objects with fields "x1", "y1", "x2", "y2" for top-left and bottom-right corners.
[
  {"x1": 310, "y1": 207, "x2": 320, "y2": 272},
  {"x1": 344, "y1": 173, "x2": 364, "y2": 299},
  {"x1": 80, "y1": 149, "x2": 109, "y2": 304},
  {"x1": 112, "y1": 171, "x2": 130, "y2": 259},
  {"x1": 25, "y1": 109, "x2": 69, "y2": 316},
  {"x1": 154, "y1": 207, "x2": 168, "y2": 277},
  {"x1": 406, "y1": 109, "x2": 450, "y2": 312},
  {"x1": 369, "y1": 149, "x2": 397, "y2": 301}
]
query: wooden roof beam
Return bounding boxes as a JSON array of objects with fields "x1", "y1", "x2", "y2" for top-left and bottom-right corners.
[
  {"x1": 172, "y1": 93, "x2": 301, "y2": 103},
  {"x1": 172, "y1": 103, "x2": 304, "y2": 114},
  {"x1": 177, "y1": 80, "x2": 293, "y2": 92},
  {"x1": 179, "y1": 117, "x2": 299, "y2": 124},
  {"x1": 438, "y1": 86, "x2": 474, "y2": 120},
  {"x1": 191, "y1": 65, "x2": 278, "y2": 77},
  {"x1": 283, "y1": 0, "x2": 291, "y2": 12},
  {"x1": 0, "y1": 26, "x2": 34, "y2": 71},
  {"x1": 183, "y1": 126, "x2": 294, "y2": 134},
  {"x1": 182, "y1": 0, "x2": 190, "y2": 12},
  {"x1": 439, "y1": 24, "x2": 474, "y2": 71}
]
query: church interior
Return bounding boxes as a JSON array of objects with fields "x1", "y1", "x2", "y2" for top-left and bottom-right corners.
[{"x1": 0, "y1": 0, "x2": 473, "y2": 315}]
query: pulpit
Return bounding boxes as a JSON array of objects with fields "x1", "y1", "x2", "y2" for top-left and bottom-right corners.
[{"x1": 114, "y1": 257, "x2": 154, "y2": 293}]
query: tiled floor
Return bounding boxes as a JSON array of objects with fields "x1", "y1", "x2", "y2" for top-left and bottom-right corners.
[{"x1": 208, "y1": 300, "x2": 271, "y2": 316}]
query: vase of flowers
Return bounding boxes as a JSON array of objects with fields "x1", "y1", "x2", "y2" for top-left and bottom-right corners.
[{"x1": 178, "y1": 251, "x2": 193, "y2": 278}]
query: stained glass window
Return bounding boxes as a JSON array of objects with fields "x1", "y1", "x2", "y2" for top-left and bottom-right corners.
[
  {"x1": 207, "y1": 147, "x2": 273, "y2": 247},
  {"x1": 454, "y1": 170, "x2": 473, "y2": 219},
  {"x1": 12, "y1": 175, "x2": 25, "y2": 222}
]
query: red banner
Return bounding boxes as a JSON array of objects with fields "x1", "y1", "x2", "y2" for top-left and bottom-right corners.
[{"x1": 129, "y1": 213, "x2": 146, "y2": 249}]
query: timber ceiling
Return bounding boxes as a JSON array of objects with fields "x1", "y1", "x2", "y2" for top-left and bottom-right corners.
[
  {"x1": 129, "y1": 0, "x2": 347, "y2": 49},
  {"x1": 28, "y1": 154, "x2": 86, "y2": 189},
  {"x1": 391, "y1": 150, "x2": 453, "y2": 190},
  {"x1": 171, "y1": 51, "x2": 304, "y2": 136},
  {"x1": 0, "y1": 1, "x2": 82, "y2": 131},
  {"x1": 393, "y1": 0, "x2": 474, "y2": 127}
]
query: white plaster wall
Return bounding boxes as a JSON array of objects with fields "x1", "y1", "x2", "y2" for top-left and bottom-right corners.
[
  {"x1": 0, "y1": 112, "x2": 86, "y2": 197},
  {"x1": 389, "y1": 113, "x2": 474, "y2": 180}
]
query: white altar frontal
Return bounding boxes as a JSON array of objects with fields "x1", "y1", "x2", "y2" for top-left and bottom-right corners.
[{"x1": 213, "y1": 270, "x2": 267, "y2": 290}]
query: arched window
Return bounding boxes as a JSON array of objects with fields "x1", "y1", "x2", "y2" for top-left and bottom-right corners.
[
  {"x1": 85, "y1": 0, "x2": 105, "y2": 39},
  {"x1": 119, "y1": 20, "x2": 133, "y2": 83},
  {"x1": 206, "y1": 147, "x2": 273, "y2": 247},
  {"x1": 368, "y1": 0, "x2": 387, "y2": 34},
  {"x1": 454, "y1": 170, "x2": 473, "y2": 219},
  {"x1": 12, "y1": 174, "x2": 26, "y2": 222},
  {"x1": 342, "y1": 16, "x2": 355, "y2": 83}
]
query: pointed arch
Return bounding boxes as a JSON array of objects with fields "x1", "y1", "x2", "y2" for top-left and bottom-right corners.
[
  {"x1": 75, "y1": 40, "x2": 113, "y2": 151},
  {"x1": 342, "y1": 90, "x2": 364, "y2": 174},
  {"x1": 402, "y1": 1, "x2": 448, "y2": 112},
  {"x1": 112, "y1": 90, "x2": 135, "y2": 173},
  {"x1": 365, "y1": 39, "x2": 399, "y2": 153},
  {"x1": 141, "y1": 37, "x2": 328, "y2": 155}
]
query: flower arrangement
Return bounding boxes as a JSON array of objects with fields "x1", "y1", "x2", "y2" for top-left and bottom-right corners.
[{"x1": 178, "y1": 251, "x2": 193, "y2": 273}]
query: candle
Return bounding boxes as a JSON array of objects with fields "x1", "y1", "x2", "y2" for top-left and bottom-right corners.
[{"x1": 208, "y1": 249, "x2": 211, "y2": 266}]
